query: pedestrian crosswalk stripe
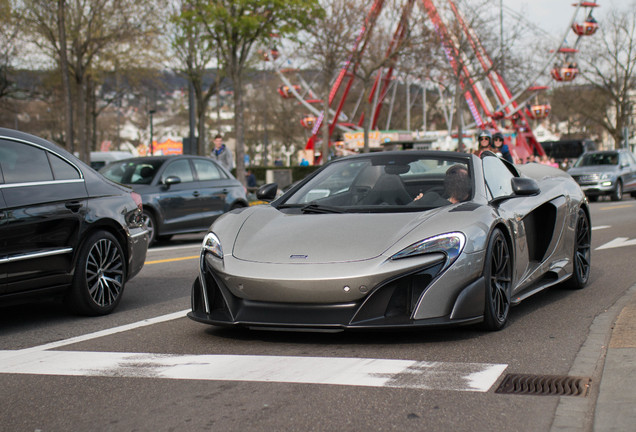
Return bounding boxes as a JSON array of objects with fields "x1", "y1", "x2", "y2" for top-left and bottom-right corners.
[{"x1": 0, "y1": 350, "x2": 506, "y2": 392}]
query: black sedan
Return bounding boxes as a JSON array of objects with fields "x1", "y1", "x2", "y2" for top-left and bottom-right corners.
[
  {"x1": 100, "y1": 155, "x2": 248, "y2": 245},
  {"x1": 0, "y1": 128, "x2": 148, "y2": 315}
]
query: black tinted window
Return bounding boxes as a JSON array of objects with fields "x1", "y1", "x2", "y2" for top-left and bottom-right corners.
[
  {"x1": 162, "y1": 159, "x2": 194, "y2": 183},
  {"x1": 48, "y1": 152, "x2": 81, "y2": 180},
  {"x1": 0, "y1": 140, "x2": 53, "y2": 184},
  {"x1": 193, "y1": 159, "x2": 223, "y2": 180}
]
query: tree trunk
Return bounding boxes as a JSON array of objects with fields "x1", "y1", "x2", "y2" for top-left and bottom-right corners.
[
  {"x1": 76, "y1": 72, "x2": 88, "y2": 163},
  {"x1": 233, "y1": 72, "x2": 246, "y2": 185},
  {"x1": 321, "y1": 79, "x2": 330, "y2": 163},
  {"x1": 57, "y1": 0, "x2": 74, "y2": 152}
]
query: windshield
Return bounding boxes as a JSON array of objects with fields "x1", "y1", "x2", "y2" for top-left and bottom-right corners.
[
  {"x1": 574, "y1": 152, "x2": 618, "y2": 167},
  {"x1": 100, "y1": 160, "x2": 163, "y2": 185},
  {"x1": 280, "y1": 153, "x2": 472, "y2": 212}
]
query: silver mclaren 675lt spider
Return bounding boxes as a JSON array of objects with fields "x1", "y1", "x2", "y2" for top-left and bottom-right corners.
[{"x1": 188, "y1": 150, "x2": 591, "y2": 332}]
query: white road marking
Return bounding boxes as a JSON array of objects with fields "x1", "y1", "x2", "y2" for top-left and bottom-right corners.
[
  {"x1": 0, "y1": 350, "x2": 507, "y2": 392},
  {"x1": 0, "y1": 310, "x2": 507, "y2": 392},
  {"x1": 596, "y1": 237, "x2": 636, "y2": 250},
  {"x1": 592, "y1": 225, "x2": 610, "y2": 231}
]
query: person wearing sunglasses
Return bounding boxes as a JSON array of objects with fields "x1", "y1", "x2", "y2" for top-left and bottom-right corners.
[
  {"x1": 492, "y1": 132, "x2": 513, "y2": 163},
  {"x1": 476, "y1": 129, "x2": 493, "y2": 156}
]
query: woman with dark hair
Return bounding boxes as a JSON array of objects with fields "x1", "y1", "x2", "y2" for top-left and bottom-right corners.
[{"x1": 492, "y1": 132, "x2": 513, "y2": 163}]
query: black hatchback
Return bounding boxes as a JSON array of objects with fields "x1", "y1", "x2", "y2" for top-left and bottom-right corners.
[
  {"x1": 100, "y1": 155, "x2": 248, "y2": 244},
  {"x1": 0, "y1": 128, "x2": 148, "y2": 315}
]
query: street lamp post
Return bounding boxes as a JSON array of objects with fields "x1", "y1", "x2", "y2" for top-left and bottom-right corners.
[{"x1": 149, "y1": 109, "x2": 156, "y2": 156}]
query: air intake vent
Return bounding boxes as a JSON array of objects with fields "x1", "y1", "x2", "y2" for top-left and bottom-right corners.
[{"x1": 495, "y1": 374, "x2": 591, "y2": 397}]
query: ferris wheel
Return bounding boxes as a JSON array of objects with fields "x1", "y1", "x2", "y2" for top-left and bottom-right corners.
[{"x1": 265, "y1": 0, "x2": 601, "y2": 162}]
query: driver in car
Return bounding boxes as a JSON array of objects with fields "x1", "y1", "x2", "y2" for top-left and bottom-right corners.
[{"x1": 412, "y1": 164, "x2": 471, "y2": 206}]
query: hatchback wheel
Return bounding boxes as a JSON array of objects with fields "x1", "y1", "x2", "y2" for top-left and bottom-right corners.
[
  {"x1": 142, "y1": 210, "x2": 157, "y2": 245},
  {"x1": 65, "y1": 230, "x2": 126, "y2": 316}
]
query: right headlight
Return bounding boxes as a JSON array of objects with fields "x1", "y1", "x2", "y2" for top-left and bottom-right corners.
[
  {"x1": 391, "y1": 232, "x2": 466, "y2": 270},
  {"x1": 202, "y1": 232, "x2": 223, "y2": 259}
]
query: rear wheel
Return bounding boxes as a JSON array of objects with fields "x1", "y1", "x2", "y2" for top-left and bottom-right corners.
[
  {"x1": 564, "y1": 208, "x2": 591, "y2": 289},
  {"x1": 482, "y1": 228, "x2": 512, "y2": 331},
  {"x1": 611, "y1": 180, "x2": 623, "y2": 201},
  {"x1": 65, "y1": 230, "x2": 126, "y2": 316}
]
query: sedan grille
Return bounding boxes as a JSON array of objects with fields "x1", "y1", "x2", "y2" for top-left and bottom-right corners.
[{"x1": 573, "y1": 174, "x2": 599, "y2": 184}]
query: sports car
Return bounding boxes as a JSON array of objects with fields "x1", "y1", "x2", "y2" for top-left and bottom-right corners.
[{"x1": 188, "y1": 151, "x2": 591, "y2": 331}]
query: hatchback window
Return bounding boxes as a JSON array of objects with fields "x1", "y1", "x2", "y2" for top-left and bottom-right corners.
[
  {"x1": 162, "y1": 159, "x2": 194, "y2": 183},
  {"x1": 193, "y1": 159, "x2": 224, "y2": 181},
  {"x1": 0, "y1": 140, "x2": 54, "y2": 184}
]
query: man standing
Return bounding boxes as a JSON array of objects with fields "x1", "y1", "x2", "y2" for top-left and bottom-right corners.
[{"x1": 211, "y1": 134, "x2": 234, "y2": 171}]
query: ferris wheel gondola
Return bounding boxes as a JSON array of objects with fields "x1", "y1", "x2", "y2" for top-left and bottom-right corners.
[{"x1": 571, "y1": 2, "x2": 600, "y2": 36}]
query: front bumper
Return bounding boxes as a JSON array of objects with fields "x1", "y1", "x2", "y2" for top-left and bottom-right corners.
[{"x1": 188, "y1": 254, "x2": 486, "y2": 331}]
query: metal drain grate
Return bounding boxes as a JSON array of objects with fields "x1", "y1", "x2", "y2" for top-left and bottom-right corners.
[{"x1": 495, "y1": 374, "x2": 591, "y2": 397}]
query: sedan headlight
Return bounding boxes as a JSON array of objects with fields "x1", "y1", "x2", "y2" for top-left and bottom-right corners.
[
  {"x1": 600, "y1": 173, "x2": 613, "y2": 181},
  {"x1": 202, "y1": 232, "x2": 223, "y2": 259},
  {"x1": 391, "y1": 232, "x2": 466, "y2": 269}
]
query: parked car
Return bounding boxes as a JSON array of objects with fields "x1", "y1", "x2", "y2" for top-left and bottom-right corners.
[
  {"x1": 100, "y1": 155, "x2": 249, "y2": 245},
  {"x1": 189, "y1": 150, "x2": 591, "y2": 332},
  {"x1": 567, "y1": 149, "x2": 636, "y2": 201},
  {"x1": 90, "y1": 151, "x2": 134, "y2": 170},
  {"x1": 0, "y1": 128, "x2": 148, "y2": 315}
]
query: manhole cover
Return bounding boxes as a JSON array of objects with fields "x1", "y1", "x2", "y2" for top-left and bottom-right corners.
[{"x1": 495, "y1": 374, "x2": 591, "y2": 397}]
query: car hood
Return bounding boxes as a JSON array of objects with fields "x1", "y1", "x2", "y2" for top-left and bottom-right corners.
[
  {"x1": 232, "y1": 206, "x2": 437, "y2": 264},
  {"x1": 568, "y1": 166, "x2": 618, "y2": 176}
]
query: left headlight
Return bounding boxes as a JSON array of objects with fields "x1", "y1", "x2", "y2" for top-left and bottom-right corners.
[
  {"x1": 391, "y1": 232, "x2": 466, "y2": 269},
  {"x1": 202, "y1": 232, "x2": 223, "y2": 259}
]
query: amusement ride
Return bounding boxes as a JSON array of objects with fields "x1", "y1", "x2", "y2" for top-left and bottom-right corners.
[{"x1": 262, "y1": 0, "x2": 601, "y2": 163}]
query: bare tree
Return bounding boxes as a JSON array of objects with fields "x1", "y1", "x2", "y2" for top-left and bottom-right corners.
[
  {"x1": 0, "y1": 0, "x2": 22, "y2": 101},
  {"x1": 577, "y1": 4, "x2": 636, "y2": 148},
  {"x1": 19, "y1": 0, "x2": 167, "y2": 161}
]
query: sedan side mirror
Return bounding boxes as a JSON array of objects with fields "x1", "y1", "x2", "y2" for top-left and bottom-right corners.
[
  {"x1": 257, "y1": 183, "x2": 278, "y2": 201},
  {"x1": 163, "y1": 176, "x2": 181, "y2": 189},
  {"x1": 511, "y1": 177, "x2": 540, "y2": 196}
]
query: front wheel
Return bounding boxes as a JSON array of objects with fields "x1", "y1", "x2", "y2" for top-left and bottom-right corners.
[
  {"x1": 142, "y1": 210, "x2": 157, "y2": 245},
  {"x1": 611, "y1": 180, "x2": 623, "y2": 201},
  {"x1": 564, "y1": 208, "x2": 591, "y2": 289},
  {"x1": 65, "y1": 230, "x2": 126, "y2": 316},
  {"x1": 482, "y1": 228, "x2": 513, "y2": 331}
]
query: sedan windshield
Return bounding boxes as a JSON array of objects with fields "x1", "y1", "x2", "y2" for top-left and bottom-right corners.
[
  {"x1": 574, "y1": 152, "x2": 618, "y2": 167},
  {"x1": 100, "y1": 160, "x2": 163, "y2": 185},
  {"x1": 280, "y1": 154, "x2": 472, "y2": 212}
]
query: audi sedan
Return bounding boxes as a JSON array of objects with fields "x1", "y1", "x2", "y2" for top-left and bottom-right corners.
[
  {"x1": 567, "y1": 149, "x2": 636, "y2": 201},
  {"x1": 100, "y1": 155, "x2": 248, "y2": 245},
  {"x1": 0, "y1": 128, "x2": 148, "y2": 315}
]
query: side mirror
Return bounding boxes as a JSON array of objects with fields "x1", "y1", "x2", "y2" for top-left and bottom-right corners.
[
  {"x1": 511, "y1": 177, "x2": 540, "y2": 196},
  {"x1": 163, "y1": 176, "x2": 181, "y2": 188},
  {"x1": 257, "y1": 183, "x2": 278, "y2": 201}
]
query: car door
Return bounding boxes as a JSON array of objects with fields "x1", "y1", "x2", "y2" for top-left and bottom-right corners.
[
  {"x1": 620, "y1": 152, "x2": 636, "y2": 192},
  {"x1": 191, "y1": 158, "x2": 230, "y2": 229},
  {"x1": 154, "y1": 158, "x2": 201, "y2": 233},
  {"x1": 0, "y1": 139, "x2": 87, "y2": 295},
  {"x1": 0, "y1": 189, "x2": 7, "y2": 292}
]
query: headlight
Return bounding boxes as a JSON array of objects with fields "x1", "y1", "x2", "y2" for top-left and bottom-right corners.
[
  {"x1": 202, "y1": 232, "x2": 223, "y2": 259},
  {"x1": 391, "y1": 232, "x2": 466, "y2": 269},
  {"x1": 600, "y1": 173, "x2": 612, "y2": 181}
]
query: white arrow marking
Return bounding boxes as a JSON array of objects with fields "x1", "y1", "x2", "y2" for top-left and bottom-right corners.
[
  {"x1": 596, "y1": 237, "x2": 636, "y2": 250},
  {"x1": 0, "y1": 350, "x2": 506, "y2": 392}
]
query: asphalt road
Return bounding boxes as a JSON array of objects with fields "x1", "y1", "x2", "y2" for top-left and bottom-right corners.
[{"x1": 1, "y1": 198, "x2": 636, "y2": 431}]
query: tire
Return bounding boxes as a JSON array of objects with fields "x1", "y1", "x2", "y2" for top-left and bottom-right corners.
[
  {"x1": 610, "y1": 180, "x2": 623, "y2": 201},
  {"x1": 564, "y1": 208, "x2": 591, "y2": 289},
  {"x1": 65, "y1": 230, "x2": 126, "y2": 316},
  {"x1": 142, "y1": 210, "x2": 157, "y2": 245},
  {"x1": 482, "y1": 228, "x2": 513, "y2": 331}
]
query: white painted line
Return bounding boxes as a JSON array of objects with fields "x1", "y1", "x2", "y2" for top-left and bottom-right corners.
[
  {"x1": 592, "y1": 225, "x2": 610, "y2": 231},
  {"x1": 149, "y1": 244, "x2": 201, "y2": 253},
  {"x1": 0, "y1": 350, "x2": 507, "y2": 392},
  {"x1": 0, "y1": 310, "x2": 190, "y2": 361},
  {"x1": 596, "y1": 237, "x2": 636, "y2": 250}
]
